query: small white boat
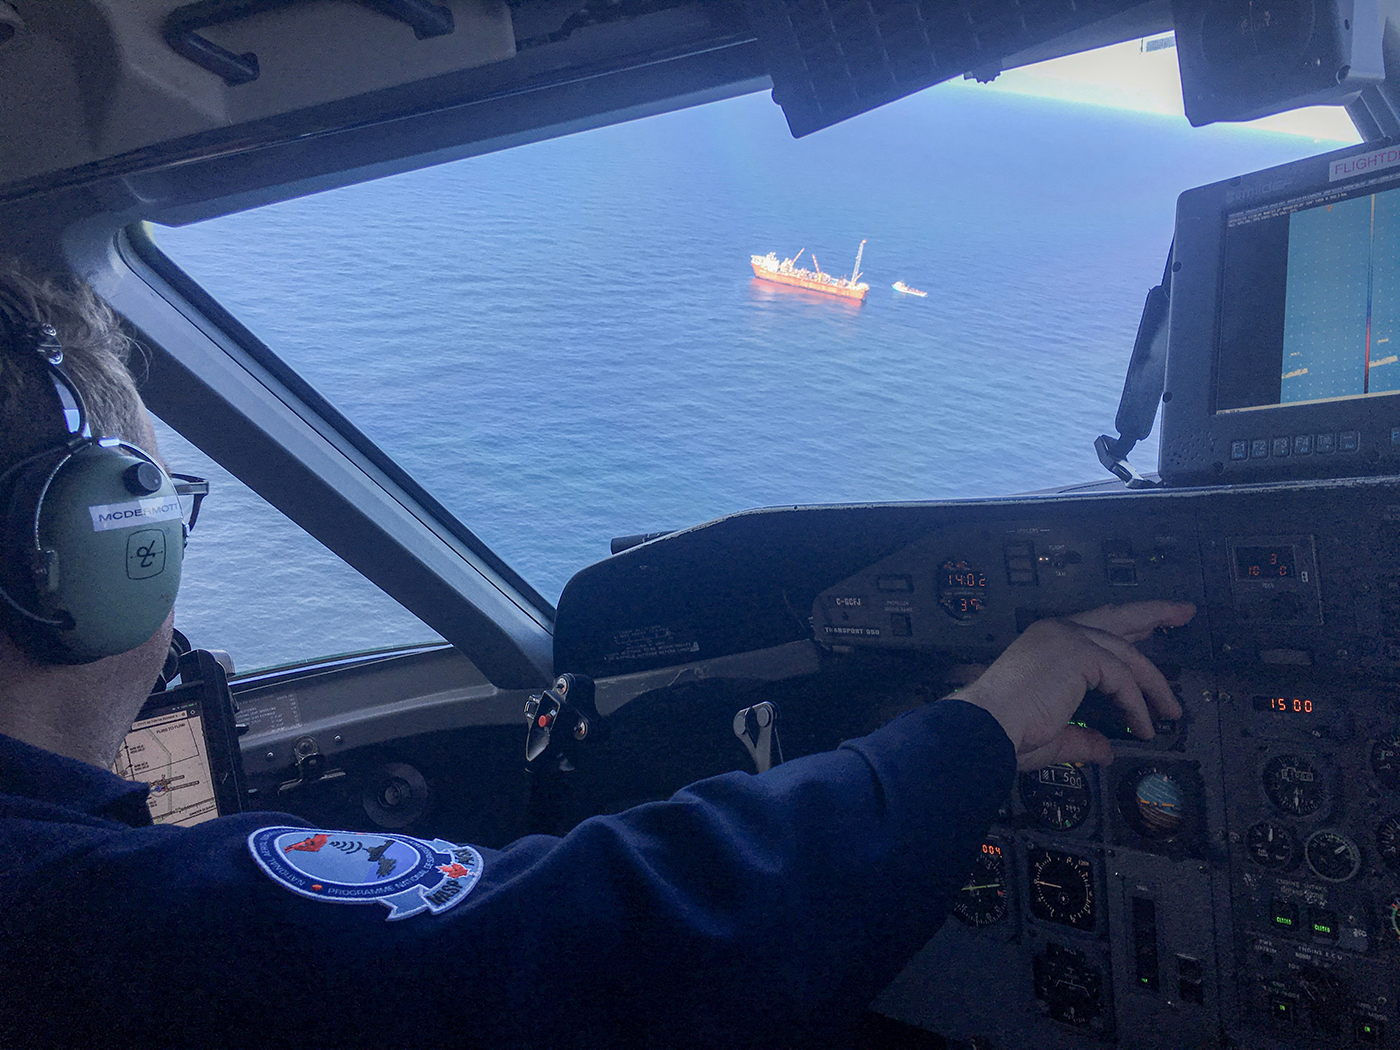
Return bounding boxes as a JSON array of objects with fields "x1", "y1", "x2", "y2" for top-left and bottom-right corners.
[{"x1": 892, "y1": 281, "x2": 927, "y2": 297}]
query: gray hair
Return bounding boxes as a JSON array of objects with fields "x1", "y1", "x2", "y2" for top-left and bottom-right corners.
[{"x1": 0, "y1": 265, "x2": 149, "y2": 471}]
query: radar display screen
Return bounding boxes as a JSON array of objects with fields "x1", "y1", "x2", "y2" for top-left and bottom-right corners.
[
  {"x1": 1215, "y1": 178, "x2": 1400, "y2": 414},
  {"x1": 111, "y1": 700, "x2": 221, "y2": 827}
]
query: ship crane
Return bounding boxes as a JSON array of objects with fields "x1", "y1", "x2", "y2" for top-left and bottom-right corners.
[{"x1": 852, "y1": 239, "x2": 866, "y2": 284}]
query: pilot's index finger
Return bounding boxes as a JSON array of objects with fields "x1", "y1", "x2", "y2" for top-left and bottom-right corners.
[
  {"x1": 1081, "y1": 627, "x2": 1183, "y2": 721},
  {"x1": 1066, "y1": 601, "x2": 1196, "y2": 643}
]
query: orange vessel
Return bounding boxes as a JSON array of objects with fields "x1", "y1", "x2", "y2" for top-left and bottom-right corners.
[{"x1": 750, "y1": 240, "x2": 869, "y2": 301}]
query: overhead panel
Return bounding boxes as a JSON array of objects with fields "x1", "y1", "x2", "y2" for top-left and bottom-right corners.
[
  {"x1": 0, "y1": 0, "x2": 515, "y2": 188},
  {"x1": 743, "y1": 0, "x2": 1153, "y2": 137}
]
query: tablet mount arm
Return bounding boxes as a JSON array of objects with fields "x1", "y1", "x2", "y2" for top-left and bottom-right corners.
[{"x1": 1096, "y1": 243, "x2": 1174, "y2": 488}]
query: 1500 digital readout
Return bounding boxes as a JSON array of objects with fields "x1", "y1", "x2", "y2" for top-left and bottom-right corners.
[{"x1": 1252, "y1": 695, "x2": 1317, "y2": 716}]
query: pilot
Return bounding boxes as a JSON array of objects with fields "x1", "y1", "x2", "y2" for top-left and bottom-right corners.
[{"x1": 0, "y1": 267, "x2": 1192, "y2": 1048}]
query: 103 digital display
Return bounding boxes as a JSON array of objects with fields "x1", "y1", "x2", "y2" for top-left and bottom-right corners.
[{"x1": 1235, "y1": 546, "x2": 1296, "y2": 580}]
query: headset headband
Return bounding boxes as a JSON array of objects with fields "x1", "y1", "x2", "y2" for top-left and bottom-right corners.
[{"x1": 0, "y1": 282, "x2": 90, "y2": 441}]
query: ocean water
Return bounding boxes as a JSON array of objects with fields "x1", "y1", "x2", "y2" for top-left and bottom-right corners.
[{"x1": 152, "y1": 84, "x2": 1349, "y2": 672}]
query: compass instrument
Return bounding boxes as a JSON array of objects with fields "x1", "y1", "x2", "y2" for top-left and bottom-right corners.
[
  {"x1": 1261, "y1": 755, "x2": 1326, "y2": 817},
  {"x1": 1029, "y1": 849, "x2": 1096, "y2": 931},
  {"x1": 1244, "y1": 820, "x2": 1298, "y2": 868},
  {"x1": 1304, "y1": 829, "x2": 1361, "y2": 882},
  {"x1": 1021, "y1": 764, "x2": 1092, "y2": 831},
  {"x1": 952, "y1": 843, "x2": 1009, "y2": 927}
]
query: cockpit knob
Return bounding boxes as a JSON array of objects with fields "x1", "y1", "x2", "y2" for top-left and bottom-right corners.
[{"x1": 123, "y1": 461, "x2": 164, "y2": 495}]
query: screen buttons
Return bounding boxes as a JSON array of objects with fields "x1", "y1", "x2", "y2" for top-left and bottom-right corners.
[
  {"x1": 1340, "y1": 430, "x2": 1360, "y2": 452},
  {"x1": 1231, "y1": 440, "x2": 1248, "y2": 461},
  {"x1": 1251, "y1": 438, "x2": 1270, "y2": 458},
  {"x1": 1315, "y1": 432, "x2": 1336, "y2": 453},
  {"x1": 1293, "y1": 434, "x2": 1312, "y2": 455},
  {"x1": 1272, "y1": 437, "x2": 1291, "y2": 457}
]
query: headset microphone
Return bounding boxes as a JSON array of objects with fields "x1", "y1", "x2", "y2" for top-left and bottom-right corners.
[{"x1": 0, "y1": 281, "x2": 182, "y2": 664}]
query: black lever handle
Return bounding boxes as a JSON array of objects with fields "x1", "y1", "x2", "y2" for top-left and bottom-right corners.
[{"x1": 164, "y1": 0, "x2": 454, "y2": 86}]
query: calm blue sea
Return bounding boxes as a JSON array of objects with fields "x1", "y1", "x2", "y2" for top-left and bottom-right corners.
[{"x1": 152, "y1": 84, "x2": 1350, "y2": 671}]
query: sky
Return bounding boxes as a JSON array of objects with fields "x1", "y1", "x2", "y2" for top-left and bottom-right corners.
[{"x1": 950, "y1": 35, "x2": 1361, "y2": 144}]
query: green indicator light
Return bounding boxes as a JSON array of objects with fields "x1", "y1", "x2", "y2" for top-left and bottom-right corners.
[
  {"x1": 1313, "y1": 923, "x2": 1332, "y2": 934},
  {"x1": 1275, "y1": 916, "x2": 1294, "y2": 926}
]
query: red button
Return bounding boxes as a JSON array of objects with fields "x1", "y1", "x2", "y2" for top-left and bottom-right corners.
[{"x1": 537, "y1": 714, "x2": 551, "y2": 728}]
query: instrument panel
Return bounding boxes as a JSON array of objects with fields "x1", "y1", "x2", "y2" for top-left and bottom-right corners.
[{"x1": 550, "y1": 476, "x2": 1400, "y2": 1049}]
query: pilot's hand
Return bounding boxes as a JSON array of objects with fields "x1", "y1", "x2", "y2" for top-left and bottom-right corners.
[{"x1": 954, "y1": 601, "x2": 1194, "y2": 771}]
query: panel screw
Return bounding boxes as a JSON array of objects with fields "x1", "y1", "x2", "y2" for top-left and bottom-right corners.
[{"x1": 265, "y1": 751, "x2": 275, "y2": 762}]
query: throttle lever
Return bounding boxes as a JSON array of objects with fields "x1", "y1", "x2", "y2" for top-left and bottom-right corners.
[{"x1": 733, "y1": 701, "x2": 783, "y2": 774}]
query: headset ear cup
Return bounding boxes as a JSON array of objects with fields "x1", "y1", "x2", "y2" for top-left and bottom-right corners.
[
  {"x1": 1, "y1": 443, "x2": 182, "y2": 664},
  {"x1": 35, "y1": 446, "x2": 183, "y2": 664}
]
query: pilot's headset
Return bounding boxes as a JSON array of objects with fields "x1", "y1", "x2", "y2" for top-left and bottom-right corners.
[{"x1": 0, "y1": 279, "x2": 182, "y2": 664}]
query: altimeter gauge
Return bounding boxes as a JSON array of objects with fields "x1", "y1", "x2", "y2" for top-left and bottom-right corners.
[
  {"x1": 1262, "y1": 754, "x2": 1326, "y2": 817},
  {"x1": 952, "y1": 843, "x2": 1008, "y2": 927},
  {"x1": 1245, "y1": 820, "x2": 1298, "y2": 868},
  {"x1": 1372, "y1": 733, "x2": 1400, "y2": 790},
  {"x1": 1375, "y1": 815, "x2": 1400, "y2": 870},
  {"x1": 1021, "y1": 764, "x2": 1092, "y2": 831},
  {"x1": 1029, "y1": 849, "x2": 1096, "y2": 931},
  {"x1": 1304, "y1": 830, "x2": 1361, "y2": 882}
]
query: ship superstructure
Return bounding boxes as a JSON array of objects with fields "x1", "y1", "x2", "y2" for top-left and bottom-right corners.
[{"x1": 750, "y1": 240, "x2": 869, "y2": 300}]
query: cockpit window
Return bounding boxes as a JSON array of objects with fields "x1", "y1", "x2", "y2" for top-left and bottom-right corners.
[
  {"x1": 152, "y1": 416, "x2": 444, "y2": 672},
  {"x1": 154, "y1": 42, "x2": 1358, "y2": 626}
]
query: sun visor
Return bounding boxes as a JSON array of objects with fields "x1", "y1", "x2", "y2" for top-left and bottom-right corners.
[{"x1": 743, "y1": 0, "x2": 1154, "y2": 137}]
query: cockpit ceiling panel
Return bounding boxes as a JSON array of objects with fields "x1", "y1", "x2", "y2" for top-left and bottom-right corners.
[
  {"x1": 0, "y1": 0, "x2": 515, "y2": 189},
  {"x1": 745, "y1": 0, "x2": 1159, "y2": 137}
]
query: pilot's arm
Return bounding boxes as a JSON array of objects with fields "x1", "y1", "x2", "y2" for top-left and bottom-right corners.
[{"x1": 0, "y1": 601, "x2": 1189, "y2": 1050}]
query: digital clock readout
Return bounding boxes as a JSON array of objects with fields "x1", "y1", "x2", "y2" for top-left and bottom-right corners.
[
  {"x1": 1235, "y1": 545, "x2": 1296, "y2": 580},
  {"x1": 941, "y1": 566, "x2": 988, "y2": 590},
  {"x1": 938, "y1": 559, "x2": 988, "y2": 621},
  {"x1": 1252, "y1": 695, "x2": 1317, "y2": 715}
]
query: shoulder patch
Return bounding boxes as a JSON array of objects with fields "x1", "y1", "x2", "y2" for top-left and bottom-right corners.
[{"x1": 248, "y1": 826, "x2": 483, "y2": 921}]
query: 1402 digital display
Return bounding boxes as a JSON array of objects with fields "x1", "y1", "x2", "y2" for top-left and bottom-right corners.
[{"x1": 1252, "y1": 695, "x2": 1318, "y2": 716}]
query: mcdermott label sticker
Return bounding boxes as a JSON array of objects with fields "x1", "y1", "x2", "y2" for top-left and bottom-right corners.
[
  {"x1": 88, "y1": 496, "x2": 181, "y2": 533},
  {"x1": 248, "y1": 827, "x2": 483, "y2": 921}
]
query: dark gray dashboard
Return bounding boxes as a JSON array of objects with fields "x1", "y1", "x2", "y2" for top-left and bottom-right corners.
[{"x1": 548, "y1": 476, "x2": 1400, "y2": 1049}]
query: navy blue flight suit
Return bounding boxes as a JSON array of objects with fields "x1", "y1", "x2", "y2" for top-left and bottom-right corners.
[{"x1": 0, "y1": 698, "x2": 1012, "y2": 1049}]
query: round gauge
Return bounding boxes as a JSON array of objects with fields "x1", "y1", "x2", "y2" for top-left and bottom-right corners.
[
  {"x1": 1029, "y1": 849, "x2": 1096, "y2": 931},
  {"x1": 1304, "y1": 830, "x2": 1362, "y2": 882},
  {"x1": 1262, "y1": 755, "x2": 1326, "y2": 817},
  {"x1": 937, "y1": 559, "x2": 987, "y2": 621},
  {"x1": 1021, "y1": 764, "x2": 1092, "y2": 831},
  {"x1": 1371, "y1": 734, "x2": 1400, "y2": 790},
  {"x1": 952, "y1": 844, "x2": 1008, "y2": 927},
  {"x1": 1245, "y1": 820, "x2": 1298, "y2": 868},
  {"x1": 1121, "y1": 769, "x2": 1186, "y2": 838},
  {"x1": 1376, "y1": 815, "x2": 1400, "y2": 870}
]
